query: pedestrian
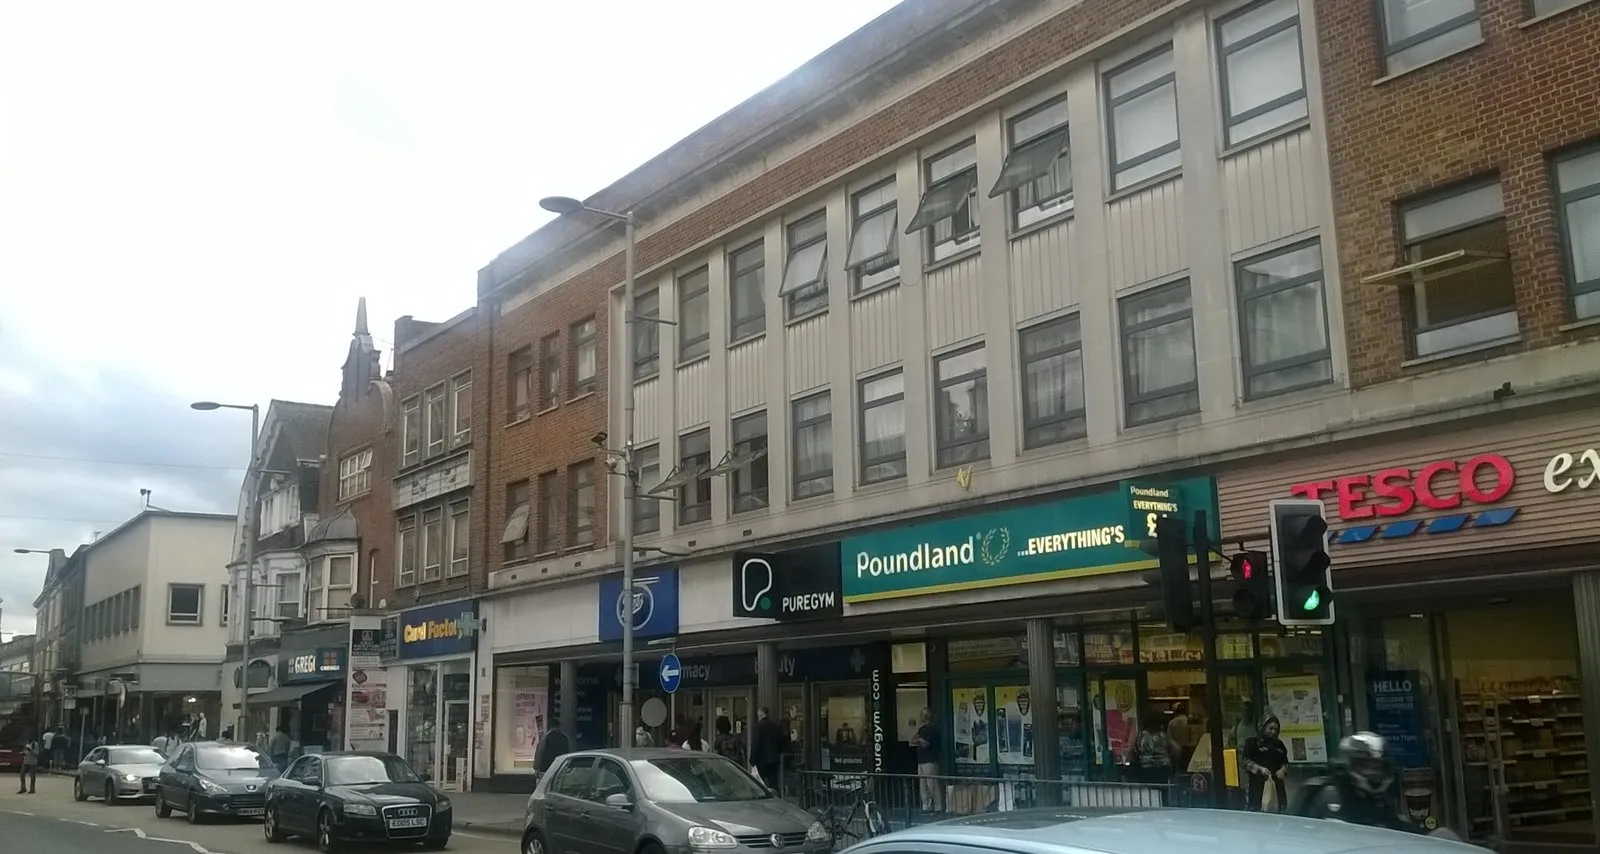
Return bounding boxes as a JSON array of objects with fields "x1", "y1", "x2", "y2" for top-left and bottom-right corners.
[
  {"x1": 1243, "y1": 714, "x2": 1290, "y2": 812},
  {"x1": 19, "y1": 734, "x2": 40, "y2": 793},
  {"x1": 911, "y1": 708, "x2": 943, "y2": 813},
  {"x1": 40, "y1": 729, "x2": 54, "y2": 771},
  {"x1": 750, "y1": 706, "x2": 784, "y2": 791},
  {"x1": 532, "y1": 722, "x2": 570, "y2": 786},
  {"x1": 267, "y1": 724, "x2": 292, "y2": 773},
  {"x1": 52, "y1": 728, "x2": 68, "y2": 770}
]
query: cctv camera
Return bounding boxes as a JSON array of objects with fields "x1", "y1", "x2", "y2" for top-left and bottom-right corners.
[{"x1": 591, "y1": 431, "x2": 608, "y2": 448}]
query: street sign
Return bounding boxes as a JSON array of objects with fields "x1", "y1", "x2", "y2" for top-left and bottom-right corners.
[{"x1": 658, "y1": 653, "x2": 683, "y2": 694}]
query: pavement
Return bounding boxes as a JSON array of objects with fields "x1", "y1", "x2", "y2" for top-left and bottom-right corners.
[{"x1": 0, "y1": 771, "x2": 522, "y2": 854}]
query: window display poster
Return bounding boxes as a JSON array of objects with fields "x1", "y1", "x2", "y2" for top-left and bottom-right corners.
[
  {"x1": 822, "y1": 695, "x2": 868, "y2": 771},
  {"x1": 951, "y1": 686, "x2": 989, "y2": 768},
  {"x1": 512, "y1": 690, "x2": 548, "y2": 764},
  {"x1": 1366, "y1": 670, "x2": 1429, "y2": 769},
  {"x1": 1094, "y1": 679, "x2": 1137, "y2": 765},
  {"x1": 992, "y1": 685, "x2": 1035, "y2": 766},
  {"x1": 1266, "y1": 674, "x2": 1329, "y2": 764},
  {"x1": 346, "y1": 623, "x2": 389, "y2": 752},
  {"x1": 1057, "y1": 684, "x2": 1086, "y2": 773}
]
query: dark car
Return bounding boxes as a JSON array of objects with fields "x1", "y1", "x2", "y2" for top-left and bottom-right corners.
[
  {"x1": 522, "y1": 748, "x2": 828, "y2": 854},
  {"x1": 154, "y1": 740, "x2": 278, "y2": 824},
  {"x1": 263, "y1": 751, "x2": 452, "y2": 852}
]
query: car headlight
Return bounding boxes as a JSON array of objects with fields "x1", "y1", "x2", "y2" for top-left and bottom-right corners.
[
  {"x1": 122, "y1": 773, "x2": 141, "y2": 782},
  {"x1": 687, "y1": 826, "x2": 739, "y2": 849},
  {"x1": 435, "y1": 798, "x2": 451, "y2": 812},
  {"x1": 198, "y1": 779, "x2": 226, "y2": 794},
  {"x1": 806, "y1": 821, "x2": 831, "y2": 844},
  {"x1": 344, "y1": 803, "x2": 378, "y2": 816}
]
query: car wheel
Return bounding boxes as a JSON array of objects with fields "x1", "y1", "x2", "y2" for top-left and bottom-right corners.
[
  {"x1": 316, "y1": 808, "x2": 339, "y2": 853},
  {"x1": 72, "y1": 777, "x2": 87, "y2": 802},
  {"x1": 186, "y1": 795, "x2": 204, "y2": 825},
  {"x1": 155, "y1": 791, "x2": 172, "y2": 818},
  {"x1": 522, "y1": 829, "x2": 546, "y2": 854},
  {"x1": 103, "y1": 781, "x2": 116, "y2": 806},
  {"x1": 263, "y1": 805, "x2": 285, "y2": 843}
]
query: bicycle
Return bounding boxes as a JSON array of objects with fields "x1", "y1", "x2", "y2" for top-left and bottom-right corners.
[{"x1": 814, "y1": 797, "x2": 888, "y2": 849}]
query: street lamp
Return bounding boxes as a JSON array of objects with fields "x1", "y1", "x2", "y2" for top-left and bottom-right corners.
[{"x1": 191, "y1": 399, "x2": 260, "y2": 743}]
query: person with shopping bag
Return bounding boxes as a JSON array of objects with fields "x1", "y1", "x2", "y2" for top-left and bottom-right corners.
[{"x1": 1242, "y1": 714, "x2": 1289, "y2": 812}]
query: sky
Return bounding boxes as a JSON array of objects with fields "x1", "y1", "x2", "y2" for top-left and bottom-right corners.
[{"x1": 0, "y1": 0, "x2": 901, "y2": 639}]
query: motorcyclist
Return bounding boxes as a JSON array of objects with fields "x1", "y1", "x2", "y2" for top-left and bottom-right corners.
[{"x1": 1292, "y1": 732, "x2": 1420, "y2": 833}]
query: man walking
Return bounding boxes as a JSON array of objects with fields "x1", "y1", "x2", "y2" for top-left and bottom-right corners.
[
  {"x1": 911, "y1": 708, "x2": 943, "y2": 813},
  {"x1": 267, "y1": 724, "x2": 293, "y2": 773},
  {"x1": 39, "y1": 729, "x2": 54, "y2": 771},
  {"x1": 18, "y1": 735, "x2": 40, "y2": 793},
  {"x1": 750, "y1": 707, "x2": 784, "y2": 791}
]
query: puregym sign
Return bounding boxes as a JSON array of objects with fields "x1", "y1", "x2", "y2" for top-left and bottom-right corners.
[{"x1": 730, "y1": 544, "x2": 843, "y2": 621}]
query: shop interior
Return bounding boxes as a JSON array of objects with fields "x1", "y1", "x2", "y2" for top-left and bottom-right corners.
[{"x1": 405, "y1": 661, "x2": 471, "y2": 789}]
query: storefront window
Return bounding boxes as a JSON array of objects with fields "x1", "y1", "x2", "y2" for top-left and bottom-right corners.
[
  {"x1": 1089, "y1": 678, "x2": 1138, "y2": 768},
  {"x1": 1056, "y1": 681, "x2": 1086, "y2": 779},
  {"x1": 950, "y1": 685, "x2": 992, "y2": 773},
  {"x1": 1084, "y1": 629, "x2": 1134, "y2": 665},
  {"x1": 494, "y1": 665, "x2": 550, "y2": 775},
  {"x1": 440, "y1": 660, "x2": 471, "y2": 788},
  {"x1": 1260, "y1": 630, "x2": 1325, "y2": 658},
  {"x1": 992, "y1": 684, "x2": 1035, "y2": 770},
  {"x1": 1053, "y1": 631, "x2": 1081, "y2": 666},
  {"x1": 948, "y1": 635, "x2": 1026, "y2": 671},
  {"x1": 407, "y1": 665, "x2": 438, "y2": 781},
  {"x1": 818, "y1": 682, "x2": 870, "y2": 771}
]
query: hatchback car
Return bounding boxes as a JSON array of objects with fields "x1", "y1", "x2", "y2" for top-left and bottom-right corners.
[
  {"x1": 263, "y1": 751, "x2": 451, "y2": 852},
  {"x1": 75, "y1": 744, "x2": 167, "y2": 803},
  {"x1": 154, "y1": 740, "x2": 278, "y2": 823},
  {"x1": 523, "y1": 748, "x2": 830, "y2": 854}
]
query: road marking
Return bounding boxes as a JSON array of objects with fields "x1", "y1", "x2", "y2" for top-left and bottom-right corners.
[
  {"x1": 105, "y1": 825, "x2": 220, "y2": 854},
  {"x1": 0, "y1": 809, "x2": 36, "y2": 816},
  {"x1": 456, "y1": 830, "x2": 501, "y2": 840},
  {"x1": 68, "y1": 819, "x2": 103, "y2": 826}
]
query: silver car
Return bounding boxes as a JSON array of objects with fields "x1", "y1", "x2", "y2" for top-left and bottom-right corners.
[
  {"x1": 76, "y1": 744, "x2": 168, "y2": 803},
  {"x1": 523, "y1": 748, "x2": 831, "y2": 854}
]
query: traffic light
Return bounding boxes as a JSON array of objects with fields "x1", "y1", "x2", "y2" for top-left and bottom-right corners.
[
  {"x1": 1270, "y1": 498, "x2": 1335, "y2": 626},
  {"x1": 1154, "y1": 513, "x2": 1197, "y2": 632},
  {"x1": 1229, "y1": 550, "x2": 1272, "y2": 621}
]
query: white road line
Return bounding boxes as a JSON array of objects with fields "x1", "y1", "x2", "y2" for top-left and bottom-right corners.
[
  {"x1": 67, "y1": 819, "x2": 103, "y2": 826},
  {"x1": 0, "y1": 809, "x2": 36, "y2": 816},
  {"x1": 456, "y1": 830, "x2": 501, "y2": 839},
  {"x1": 105, "y1": 825, "x2": 220, "y2": 854}
]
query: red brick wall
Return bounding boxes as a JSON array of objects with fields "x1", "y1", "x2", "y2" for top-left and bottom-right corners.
[
  {"x1": 1317, "y1": 0, "x2": 1600, "y2": 387},
  {"x1": 321, "y1": 374, "x2": 395, "y2": 609}
]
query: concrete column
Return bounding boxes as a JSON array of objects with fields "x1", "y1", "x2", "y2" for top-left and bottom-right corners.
[
  {"x1": 1570, "y1": 571, "x2": 1600, "y2": 843},
  {"x1": 756, "y1": 642, "x2": 780, "y2": 717},
  {"x1": 559, "y1": 660, "x2": 578, "y2": 739},
  {"x1": 1026, "y1": 619, "x2": 1060, "y2": 792}
]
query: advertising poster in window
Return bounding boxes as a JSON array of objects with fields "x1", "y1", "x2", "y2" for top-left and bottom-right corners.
[
  {"x1": 345, "y1": 620, "x2": 389, "y2": 752},
  {"x1": 1092, "y1": 679, "x2": 1138, "y2": 766},
  {"x1": 950, "y1": 686, "x2": 989, "y2": 770},
  {"x1": 821, "y1": 693, "x2": 868, "y2": 771},
  {"x1": 1265, "y1": 674, "x2": 1328, "y2": 764},
  {"x1": 512, "y1": 689, "x2": 548, "y2": 764},
  {"x1": 992, "y1": 685, "x2": 1034, "y2": 766}
]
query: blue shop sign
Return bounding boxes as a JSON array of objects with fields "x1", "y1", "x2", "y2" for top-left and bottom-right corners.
[
  {"x1": 641, "y1": 643, "x2": 890, "y2": 691},
  {"x1": 598, "y1": 566, "x2": 679, "y2": 642},
  {"x1": 282, "y1": 647, "x2": 346, "y2": 684},
  {"x1": 397, "y1": 601, "x2": 481, "y2": 660}
]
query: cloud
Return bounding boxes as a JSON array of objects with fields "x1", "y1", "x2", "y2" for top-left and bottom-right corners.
[{"x1": 0, "y1": 332, "x2": 249, "y2": 636}]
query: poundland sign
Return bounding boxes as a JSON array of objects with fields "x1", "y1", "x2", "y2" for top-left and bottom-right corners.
[{"x1": 841, "y1": 476, "x2": 1217, "y2": 603}]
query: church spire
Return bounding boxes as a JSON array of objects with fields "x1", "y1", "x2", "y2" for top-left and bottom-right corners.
[{"x1": 355, "y1": 297, "x2": 369, "y2": 336}]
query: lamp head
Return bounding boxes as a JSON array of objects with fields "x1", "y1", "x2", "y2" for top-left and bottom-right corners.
[
  {"x1": 539, "y1": 196, "x2": 586, "y2": 216},
  {"x1": 190, "y1": 401, "x2": 222, "y2": 411}
]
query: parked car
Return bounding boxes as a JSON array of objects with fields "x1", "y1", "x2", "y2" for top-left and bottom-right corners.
[
  {"x1": 154, "y1": 740, "x2": 278, "y2": 824},
  {"x1": 522, "y1": 748, "x2": 829, "y2": 854},
  {"x1": 75, "y1": 744, "x2": 167, "y2": 803},
  {"x1": 839, "y1": 807, "x2": 1477, "y2": 854},
  {"x1": 0, "y1": 744, "x2": 23, "y2": 771},
  {"x1": 262, "y1": 751, "x2": 451, "y2": 852}
]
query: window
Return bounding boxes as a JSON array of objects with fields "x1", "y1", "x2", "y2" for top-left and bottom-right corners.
[
  {"x1": 326, "y1": 554, "x2": 354, "y2": 615},
  {"x1": 993, "y1": 95, "x2": 1073, "y2": 228},
  {"x1": 570, "y1": 463, "x2": 597, "y2": 547},
  {"x1": 633, "y1": 445, "x2": 661, "y2": 535},
  {"x1": 1388, "y1": 181, "x2": 1516, "y2": 357},
  {"x1": 276, "y1": 572, "x2": 301, "y2": 620},
  {"x1": 338, "y1": 448, "x2": 373, "y2": 501},
  {"x1": 728, "y1": 241, "x2": 766, "y2": 340},
  {"x1": 1236, "y1": 240, "x2": 1333, "y2": 397},
  {"x1": 421, "y1": 507, "x2": 444, "y2": 582},
  {"x1": 1378, "y1": 0, "x2": 1480, "y2": 74},
  {"x1": 536, "y1": 472, "x2": 560, "y2": 553},
  {"x1": 847, "y1": 180, "x2": 900, "y2": 293},
  {"x1": 1554, "y1": 146, "x2": 1600, "y2": 320},
  {"x1": 1105, "y1": 46, "x2": 1180, "y2": 191},
  {"x1": 402, "y1": 397, "x2": 421, "y2": 466},
  {"x1": 167, "y1": 584, "x2": 203, "y2": 625},
  {"x1": 1019, "y1": 315, "x2": 1087, "y2": 448},
  {"x1": 571, "y1": 318, "x2": 598, "y2": 395},
  {"x1": 502, "y1": 481, "x2": 531, "y2": 564},
  {"x1": 676, "y1": 266, "x2": 711, "y2": 362},
  {"x1": 1533, "y1": 0, "x2": 1585, "y2": 14},
  {"x1": 449, "y1": 502, "x2": 470, "y2": 576},
  {"x1": 1217, "y1": 0, "x2": 1307, "y2": 146},
  {"x1": 729, "y1": 412, "x2": 769, "y2": 513},
  {"x1": 678, "y1": 429, "x2": 712, "y2": 525},
  {"x1": 424, "y1": 384, "x2": 447, "y2": 457},
  {"x1": 907, "y1": 140, "x2": 979, "y2": 262},
  {"x1": 451, "y1": 373, "x2": 472, "y2": 444},
  {"x1": 130, "y1": 585, "x2": 140, "y2": 629},
  {"x1": 634, "y1": 289, "x2": 661, "y2": 380},
  {"x1": 780, "y1": 212, "x2": 829, "y2": 319},
  {"x1": 933, "y1": 345, "x2": 990, "y2": 468},
  {"x1": 1120, "y1": 280, "x2": 1200, "y2": 425},
  {"x1": 791, "y1": 392, "x2": 834, "y2": 500},
  {"x1": 306, "y1": 560, "x2": 324, "y2": 621},
  {"x1": 508, "y1": 346, "x2": 534, "y2": 421},
  {"x1": 220, "y1": 582, "x2": 230, "y2": 627},
  {"x1": 398, "y1": 514, "x2": 418, "y2": 586},
  {"x1": 539, "y1": 333, "x2": 562, "y2": 410},
  {"x1": 859, "y1": 371, "x2": 907, "y2": 484}
]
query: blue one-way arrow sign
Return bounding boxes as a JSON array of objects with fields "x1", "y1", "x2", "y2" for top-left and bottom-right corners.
[{"x1": 658, "y1": 652, "x2": 682, "y2": 694}]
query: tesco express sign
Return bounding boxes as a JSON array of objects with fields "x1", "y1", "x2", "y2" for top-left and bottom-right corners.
[{"x1": 1288, "y1": 454, "x2": 1515, "y2": 521}]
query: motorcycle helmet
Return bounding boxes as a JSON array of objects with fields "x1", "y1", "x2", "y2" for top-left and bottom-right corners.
[{"x1": 1339, "y1": 731, "x2": 1394, "y2": 794}]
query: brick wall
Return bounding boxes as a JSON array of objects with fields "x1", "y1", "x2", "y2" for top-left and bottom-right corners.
[
  {"x1": 1317, "y1": 0, "x2": 1600, "y2": 387},
  {"x1": 320, "y1": 374, "x2": 394, "y2": 611}
]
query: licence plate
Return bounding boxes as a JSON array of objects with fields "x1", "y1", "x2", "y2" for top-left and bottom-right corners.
[
  {"x1": 238, "y1": 808, "x2": 265, "y2": 817},
  {"x1": 143, "y1": 782, "x2": 157, "y2": 792},
  {"x1": 387, "y1": 818, "x2": 428, "y2": 829}
]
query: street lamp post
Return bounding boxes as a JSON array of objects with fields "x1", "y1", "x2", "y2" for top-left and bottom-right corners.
[
  {"x1": 192, "y1": 400, "x2": 260, "y2": 743},
  {"x1": 539, "y1": 195, "x2": 639, "y2": 746}
]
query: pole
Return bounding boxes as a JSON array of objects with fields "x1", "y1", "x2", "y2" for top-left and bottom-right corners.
[
  {"x1": 1193, "y1": 509, "x2": 1226, "y2": 805},
  {"x1": 618, "y1": 211, "x2": 638, "y2": 748},
  {"x1": 239, "y1": 405, "x2": 260, "y2": 744}
]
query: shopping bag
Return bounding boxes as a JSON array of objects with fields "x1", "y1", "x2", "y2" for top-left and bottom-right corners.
[{"x1": 1261, "y1": 778, "x2": 1278, "y2": 812}]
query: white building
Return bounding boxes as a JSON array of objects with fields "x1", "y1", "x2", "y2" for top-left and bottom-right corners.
[{"x1": 76, "y1": 510, "x2": 235, "y2": 741}]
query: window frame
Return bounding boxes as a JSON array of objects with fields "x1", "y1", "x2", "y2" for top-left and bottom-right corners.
[
  {"x1": 1553, "y1": 144, "x2": 1600, "y2": 320},
  {"x1": 932, "y1": 344, "x2": 991, "y2": 469},
  {"x1": 729, "y1": 411, "x2": 770, "y2": 514},
  {"x1": 1018, "y1": 315, "x2": 1088, "y2": 449},
  {"x1": 1234, "y1": 238, "x2": 1334, "y2": 399},
  {"x1": 569, "y1": 462, "x2": 597, "y2": 547},
  {"x1": 907, "y1": 139, "x2": 981, "y2": 263},
  {"x1": 791, "y1": 391, "x2": 835, "y2": 501},
  {"x1": 994, "y1": 94, "x2": 1074, "y2": 229},
  {"x1": 781, "y1": 211, "x2": 830, "y2": 320},
  {"x1": 502, "y1": 481, "x2": 531, "y2": 565},
  {"x1": 1215, "y1": 0, "x2": 1308, "y2": 147},
  {"x1": 401, "y1": 397, "x2": 421, "y2": 467},
  {"x1": 1394, "y1": 178, "x2": 1515, "y2": 358},
  {"x1": 632, "y1": 444, "x2": 661, "y2": 535},
  {"x1": 677, "y1": 428, "x2": 712, "y2": 526},
  {"x1": 633, "y1": 289, "x2": 661, "y2": 381},
  {"x1": 508, "y1": 346, "x2": 534, "y2": 422},
  {"x1": 538, "y1": 332, "x2": 562, "y2": 410},
  {"x1": 536, "y1": 471, "x2": 560, "y2": 554},
  {"x1": 337, "y1": 447, "x2": 373, "y2": 501},
  {"x1": 570, "y1": 317, "x2": 598, "y2": 397},
  {"x1": 166, "y1": 583, "x2": 204, "y2": 626},
  {"x1": 1119, "y1": 279, "x2": 1201, "y2": 426},
  {"x1": 675, "y1": 266, "x2": 712, "y2": 363},
  {"x1": 1377, "y1": 0, "x2": 1482, "y2": 75},
  {"x1": 420, "y1": 506, "x2": 445, "y2": 583},
  {"x1": 858, "y1": 370, "x2": 907, "y2": 485},
  {"x1": 397, "y1": 513, "x2": 419, "y2": 587},
  {"x1": 451, "y1": 372, "x2": 472, "y2": 445},
  {"x1": 424, "y1": 383, "x2": 448, "y2": 458},
  {"x1": 326, "y1": 553, "x2": 355, "y2": 614},
  {"x1": 846, "y1": 179, "x2": 900, "y2": 294},
  {"x1": 728, "y1": 240, "x2": 767, "y2": 341},
  {"x1": 1104, "y1": 44, "x2": 1181, "y2": 192}
]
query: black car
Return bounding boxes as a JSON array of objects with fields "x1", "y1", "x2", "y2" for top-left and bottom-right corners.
[
  {"x1": 263, "y1": 751, "x2": 452, "y2": 852},
  {"x1": 155, "y1": 741, "x2": 278, "y2": 824}
]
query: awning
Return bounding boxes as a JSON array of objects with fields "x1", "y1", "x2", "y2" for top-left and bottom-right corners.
[{"x1": 234, "y1": 680, "x2": 339, "y2": 708}]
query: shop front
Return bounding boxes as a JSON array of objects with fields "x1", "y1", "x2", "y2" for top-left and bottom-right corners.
[
  {"x1": 394, "y1": 600, "x2": 480, "y2": 790},
  {"x1": 1216, "y1": 405, "x2": 1600, "y2": 847},
  {"x1": 262, "y1": 644, "x2": 345, "y2": 754}
]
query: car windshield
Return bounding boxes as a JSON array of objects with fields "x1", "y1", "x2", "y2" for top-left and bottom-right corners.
[
  {"x1": 195, "y1": 746, "x2": 274, "y2": 772},
  {"x1": 630, "y1": 755, "x2": 771, "y2": 804},
  {"x1": 109, "y1": 748, "x2": 166, "y2": 765},
  {"x1": 327, "y1": 755, "x2": 422, "y2": 785}
]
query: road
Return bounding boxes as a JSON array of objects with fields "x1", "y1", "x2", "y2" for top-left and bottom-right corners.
[{"x1": 0, "y1": 774, "x2": 511, "y2": 854}]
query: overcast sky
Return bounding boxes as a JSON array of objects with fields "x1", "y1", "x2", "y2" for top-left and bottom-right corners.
[{"x1": 0, "y1": 1, "x2": 900, "y2": 638}]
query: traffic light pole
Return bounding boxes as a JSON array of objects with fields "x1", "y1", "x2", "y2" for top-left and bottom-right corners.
[{"x1": 1192, "y1": 509, "x2": 1227, "y2": 805}]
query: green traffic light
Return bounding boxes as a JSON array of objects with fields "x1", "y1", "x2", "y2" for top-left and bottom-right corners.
[{"x1": 1302, "y1": 590, "x2": 1321, "y2": 611}]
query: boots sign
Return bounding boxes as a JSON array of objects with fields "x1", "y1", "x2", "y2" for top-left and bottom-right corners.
[{"x1": 731, "y1": 543, "x2": 843, "y2": 621}]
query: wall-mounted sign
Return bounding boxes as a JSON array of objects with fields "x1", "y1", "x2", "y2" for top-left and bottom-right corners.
[
  {"x1": 397, "y1": 601, "x2": 480, "y2": 660},
  {"x1": 393, "y1": 451, "x2": 473, "y2": 510},
  {"x1": 283, "y1": 647, "x2": 346, "y2": 683},
  {"x1": 1543, "y1": 446, "x2": 1600, "y2": 494},
  {"x1": 1289, "y1": 454, "x2": 1515, "y2": 520},
  {"x1": 1118, "y1": 480, "x2": 1185, "y2": 540},
  {"x1": 598, "y1": 567, "x2": 679, "y2": 642},
  {"x1": 732, "y1": 544, "x2": 843, "y2": 621}
]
